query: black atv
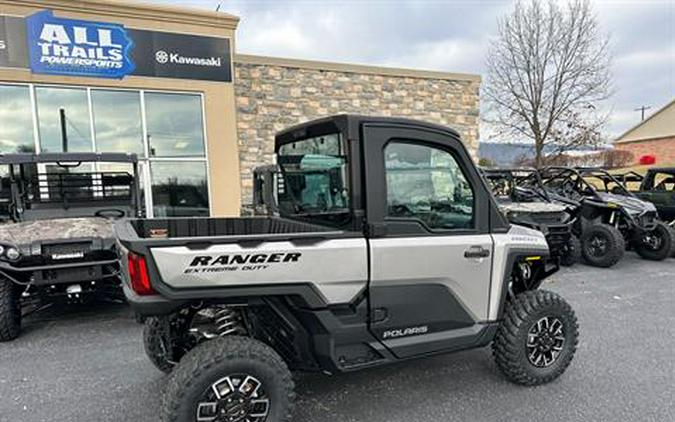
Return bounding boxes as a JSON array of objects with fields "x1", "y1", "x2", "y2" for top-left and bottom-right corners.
[
  {"x1": 0, "y1": 153, "x2": 141, "y2": 341},
  {"x1": 538, "y1": 166, "x2": 674, "y2": 267},
  {"x1": 481, "y1": 168, "x2": 580, "y2": 266}
]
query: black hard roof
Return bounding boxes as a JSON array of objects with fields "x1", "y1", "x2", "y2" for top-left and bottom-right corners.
[
  {"x1": 647, "y1": 167, "x2": 675, "y2": 173},
  {"x1": 0, "y1": 152, "x2": 138, "y2": 165},
  {"x1": 275, "y1": 114, "x2": 462, "y2": 149}
]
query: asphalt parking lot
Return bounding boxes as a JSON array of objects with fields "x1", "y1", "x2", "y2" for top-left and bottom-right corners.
[{"x1": 1, "y1": 252, "x2": 673, "y2": 422}]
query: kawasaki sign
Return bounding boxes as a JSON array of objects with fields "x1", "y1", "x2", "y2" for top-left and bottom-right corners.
[
  {"x1": 26, "y1": 10, "x2": 135, "y2": 78},
  {"x1": 0, "y1": 10, "x2": 232, "y2": 82}
]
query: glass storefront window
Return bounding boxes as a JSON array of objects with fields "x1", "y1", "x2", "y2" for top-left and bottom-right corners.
[
  {"x1": 35, "y1": 87, "x2": 92, "y2": 153},
  {"x1": 151, "y1": 161, "x2": 209, "y2": 217},
  {"x1": 145, "y1": 92, "x2": 206, "y2": 157},
  {"x1": 92, "y1": 90, "x2": 144, "y2": 155},
  {"x1": 1, "y1": 83, "x2": 211, "y2": 217},
  {"x1": 0, "y1": 85, "x2": 35, "y2": 153}
]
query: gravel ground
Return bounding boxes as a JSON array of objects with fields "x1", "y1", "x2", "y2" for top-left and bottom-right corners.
[{"x1": 0, "y1": 253, "x2": 673, "y2": 422}]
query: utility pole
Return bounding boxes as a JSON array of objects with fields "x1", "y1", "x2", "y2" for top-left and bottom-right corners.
[{"x1": 634, "y1": 105, "x2": 652, "y2": 121}]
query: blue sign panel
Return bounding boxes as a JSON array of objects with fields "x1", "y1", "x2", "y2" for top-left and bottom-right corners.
[{"x1": 26, "y1": 10, "x2": 135, "y2": 79}]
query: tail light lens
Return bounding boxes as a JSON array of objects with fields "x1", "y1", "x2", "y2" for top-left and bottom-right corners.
[{"x1": 127, "y1": 252, "x2": 155, "y2": 296}]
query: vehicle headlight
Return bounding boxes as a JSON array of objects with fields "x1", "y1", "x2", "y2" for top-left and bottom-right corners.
[
  {"x1": 5, "y1": 247, "x2": 21, "y2": 260},
  {"x1": 0, "y1": 245, "x2": 5, "y2": 256}
]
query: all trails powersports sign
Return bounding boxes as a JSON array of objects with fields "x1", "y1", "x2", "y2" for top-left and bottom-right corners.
[
  {"x1": 0, "y1": 9, "x2": 232, "y2": 82},
  {"x1": 26, "y1": 10, "x2": 135, "y2": 79}
]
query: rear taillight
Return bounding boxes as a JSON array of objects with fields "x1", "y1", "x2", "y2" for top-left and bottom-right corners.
[{"x1": 127, "y1": 252, "x2": 155, "y2": 296}]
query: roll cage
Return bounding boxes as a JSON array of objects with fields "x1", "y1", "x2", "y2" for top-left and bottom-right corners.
[
  {"x1": 481, "y1": 168, "x2": 551, "y2": 203},
  {"x1": 539, "y1": 166, "x2": 636, "y2": 200},
  {"x1": 0, "y1": 152, "x2": 142, "y2": 222}
]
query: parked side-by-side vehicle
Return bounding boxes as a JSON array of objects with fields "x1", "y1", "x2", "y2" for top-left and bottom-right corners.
[
  {"x1": 538, "y1": 167, "x2": 674, "y2": 267},
  {"x1": 0, "y1": 153, "x2": 141, "y2": 341},
  {"x1": 616, "y1": 167, "x2": 675, "y2": 224},
  {"x1": 480, "y1": 168, "x2": 579, "y2": 266},
  {"x1": 116, "y1": 115, "x2": 579, "y2": 422}
]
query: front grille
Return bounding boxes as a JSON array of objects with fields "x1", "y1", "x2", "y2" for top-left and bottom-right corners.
[
  {"x1": 639, "y1": 212, "x2": 657, "y2": 228},
  {"x1": 43, "y1": 242, "x2": 92, "y2": 260},
  {"x1": 545, "y1": 225, "x2": 571, "y2": 250},
  {"x1": 530, "y1": 212, "x2": 568, "y2": 225}
]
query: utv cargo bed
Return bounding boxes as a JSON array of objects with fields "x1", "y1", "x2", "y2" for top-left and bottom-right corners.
[{"x1": 119, "y1": 217, "x2": 339, "y2": 241}]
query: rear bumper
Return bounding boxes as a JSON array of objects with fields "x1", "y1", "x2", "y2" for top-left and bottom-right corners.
[{"x1": 122, "y1": 284, "x2": 187, "y2": 316}]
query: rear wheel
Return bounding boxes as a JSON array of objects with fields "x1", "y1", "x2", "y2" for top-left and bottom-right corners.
[
  {"x1": 162, "y1": 336, "x2": 294, "y2": 422},
  {"x1": 0, "y1": 277, "x2": 21, "y2": 342},
  {"x1": 144, "y1": 317, "x2": 177, "y2": 373},
  {"x1": 635, "y1": 221, "x2": 674, "y2": 261},
  {"x1": 560, "y1": 235, "x2": 581, "y2": 267},
  {"x1": 581, "y1": 223, "x2": 625, "y2": 267},
  {"x1": 493, "y1": 290, "x2": 578, "y2": 386}
]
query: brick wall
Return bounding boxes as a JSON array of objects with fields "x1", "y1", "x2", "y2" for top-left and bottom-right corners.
[
  {"x1": 233, "y1": 58, "x2": 480, "y2": 203},
  {"x1": 614, "y1": 136, "x2": 675, "y2": 165}
]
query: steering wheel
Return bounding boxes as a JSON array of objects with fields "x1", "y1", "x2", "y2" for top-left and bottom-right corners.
[
  {"x1": 95, "y1": 209, "x2": 126, "y2": 219},
  {"x1": 562, "y1": 181, "x2": 576, "y2": 196},
  {"x1": 389, "y1": 203, "x2": 415, "y2": 217}
]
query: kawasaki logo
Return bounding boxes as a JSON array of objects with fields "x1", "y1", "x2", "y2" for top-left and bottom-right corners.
[
  {"x1": 155, "y1": 50, "x2": 222, "y2": 67},
  {"x1": 51, "y1": 252, "x2": 85, "y2": 260}
]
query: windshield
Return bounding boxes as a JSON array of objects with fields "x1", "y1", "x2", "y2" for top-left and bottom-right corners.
[
  {"x1": 277, "y1": 133, "x2": 350, "y2": 226},
  {"x1": 483, "y1": 172, "x2": 515, "y2": 200}
]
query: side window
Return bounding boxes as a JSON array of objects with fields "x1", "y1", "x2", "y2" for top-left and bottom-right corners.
[
  {"x1": 654, "y1": 173, "x2": 675, "y2": 191},
  {"x1": 384, "y1": 141, "x2": 474, "y2": 230}
]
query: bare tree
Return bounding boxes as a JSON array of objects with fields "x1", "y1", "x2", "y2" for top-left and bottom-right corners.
[{"x1": 483, "y1": 0, "x2": 612, "y2": 167}]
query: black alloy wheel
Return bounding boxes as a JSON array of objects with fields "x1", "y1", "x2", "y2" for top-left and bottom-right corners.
[
  {"x1": 526, "y1": 316, "x2": 566, "y2": 368},
  {"x1": 581, "y1": 224, "x2": 625, "y2": 268},
  {"x1": 635, "y1": 221, "x2": 674, "y2": 261},
  {"x1": 493, "y1": 289, "x2": 578, "y2": 386},
  {"x1": 162, "y1": 336, "x2": 294, "y2": 422},
  {"x1": 195, "y1": 374, "x2": 270, "y2": 422}
]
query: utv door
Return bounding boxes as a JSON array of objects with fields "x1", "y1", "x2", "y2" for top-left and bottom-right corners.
[
  {"x1": 363, "y1": 123, "x2": 495, "y2": 359},
  {"x1": 641, "y1": 172, "x2": 675, "y2": 221}
]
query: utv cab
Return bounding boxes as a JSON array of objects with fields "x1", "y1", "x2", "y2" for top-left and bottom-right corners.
[
  {"x1": 538, "y1": 166, "x2": 673, "y2": 267},
  {"x1": 0, "y1": 153, "x2": 141, "y2": 341}
]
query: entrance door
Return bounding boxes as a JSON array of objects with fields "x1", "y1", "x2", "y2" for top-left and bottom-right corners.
[{"x1": 363, "y1": 124, "x2": 494, "y2": 359}]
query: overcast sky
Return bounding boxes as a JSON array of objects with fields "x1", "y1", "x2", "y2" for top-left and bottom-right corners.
[{"x1": 144, "y1": 0, "x2": 674, "y2": 142}]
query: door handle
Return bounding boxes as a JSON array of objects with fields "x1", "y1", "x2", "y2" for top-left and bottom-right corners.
[{"x1": 464, "y1": 246, "x2": 490, "y2": 259}]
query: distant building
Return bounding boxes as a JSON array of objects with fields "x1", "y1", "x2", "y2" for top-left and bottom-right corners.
[{"x1": 614, "y1": 99, "x2": 675, "y2": 165}]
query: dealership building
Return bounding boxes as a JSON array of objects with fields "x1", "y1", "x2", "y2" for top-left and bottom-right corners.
[{"x1": 0, "y1": 0, "x2": 480, "y2": 217}]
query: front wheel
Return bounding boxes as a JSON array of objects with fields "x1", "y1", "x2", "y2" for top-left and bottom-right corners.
[
  {"x1": 162, "y1": 336, "x2": 295, "y2": 422},
  {"x1": 493, "y1": 290, "x2": 578, "y2": 386},
  {"x1": 635, "y1": 221, "x2": 674, "y2": 261},
  {"x1": 559, "y1": 235, "x2": 581, "y2": 267},
  {"x1": 0, "y1": 277, "x2": 21, "y2": 342},
  {"x1": 581, "y1": 223, "x2": 625, "y2": 267}
]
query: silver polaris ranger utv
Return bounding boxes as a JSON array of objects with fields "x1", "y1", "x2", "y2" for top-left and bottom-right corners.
[
  {"x1": 116, "y1": 115, "x2": 579, "y2": 422},
  {"x1": 0, "y1": 153, "x2": 141, "y2": 341}
]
